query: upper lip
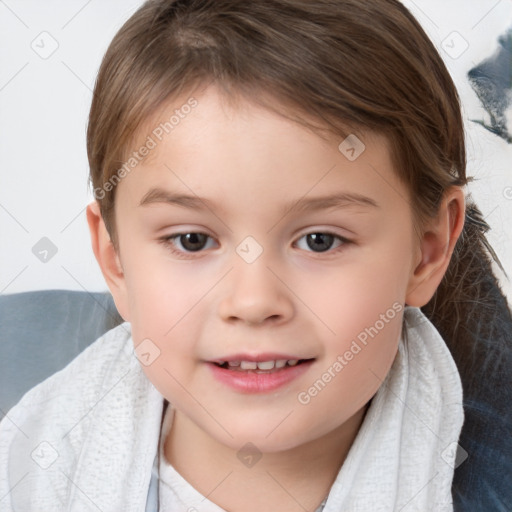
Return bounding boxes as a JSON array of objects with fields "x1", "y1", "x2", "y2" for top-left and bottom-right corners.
[{"x1": 209, "y1": 353, "x2": 315, "y2": 363}]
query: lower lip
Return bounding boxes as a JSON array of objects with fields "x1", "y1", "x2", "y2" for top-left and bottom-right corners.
[{"x1": 208, "y1": 360, "x2": 314, "y2": 393}]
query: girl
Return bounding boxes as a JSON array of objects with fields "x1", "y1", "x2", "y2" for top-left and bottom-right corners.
[{"x1": 1, "y1": 1, "x2": 510, "y2": 511}]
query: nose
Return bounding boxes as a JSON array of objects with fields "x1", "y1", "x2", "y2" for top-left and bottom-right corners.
[{"x1": 218, "y1": 252, "x2": 295, "y2": 326}]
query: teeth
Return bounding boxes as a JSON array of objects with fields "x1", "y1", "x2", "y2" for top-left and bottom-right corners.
[
  {"x1": 240, "y1": 361, "x2": 258, "y2": 370},
  {"x1": 256, "y1": 360, "x2": 275, "y2": 370},
  {"x1": 220, "y1": 359, "x2": 303, "y2": 370}
]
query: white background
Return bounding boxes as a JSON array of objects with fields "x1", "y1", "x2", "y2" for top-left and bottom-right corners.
[{"x1": 0, "y1": 0, "x2": 511, "y2": 306}]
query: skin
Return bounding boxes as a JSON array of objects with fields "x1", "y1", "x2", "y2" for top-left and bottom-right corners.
[{"x1": 87, "y1": 84, "x2": 465, "y2": 512}]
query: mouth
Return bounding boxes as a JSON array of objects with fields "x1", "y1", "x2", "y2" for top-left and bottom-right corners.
[
  {"x1": 212, "y1": 358, "x2": 315, "y2": 373},
  {"x1": 207, "y1": 357, "x2": 316, "y2": 393}
]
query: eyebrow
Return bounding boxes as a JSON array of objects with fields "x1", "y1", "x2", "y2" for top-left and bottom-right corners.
[{"x1": 138, "y1": 187, "x2": 380, "y2": 214}]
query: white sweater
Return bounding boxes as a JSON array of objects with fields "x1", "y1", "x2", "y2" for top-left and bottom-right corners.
[{"x1": 0, "y1": 306, "x2": 464, "y2": 511}]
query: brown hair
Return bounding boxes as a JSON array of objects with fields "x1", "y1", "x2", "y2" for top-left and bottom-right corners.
[{"x1": 87, "y1": 0, "x2": 511, "y2": 491}]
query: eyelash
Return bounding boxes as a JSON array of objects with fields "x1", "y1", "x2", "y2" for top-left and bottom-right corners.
[{"x1": 158, "y1": 230, "x2": 352, "y2": 259}]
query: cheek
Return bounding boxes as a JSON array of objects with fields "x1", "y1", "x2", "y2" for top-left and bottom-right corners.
[
  {"x1": 295, "y1": 251, "x2": 406, "y2": 423},
  {"x1": 121, "y1": 242, "x2": 201, "y2": 330},
  {"x1": 307, "y1": 251, "x2": 408, "y2": 338},
  {"x1": 129, "y1": 309, "x2": 201, "y2": 409},
  {"x1": 297, "y1": 310, "x2": 403, "y2": 439}
]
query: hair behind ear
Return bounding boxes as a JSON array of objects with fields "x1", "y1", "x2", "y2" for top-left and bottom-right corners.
[{"x1": 421, "y1": 199, "x2": 511, "y2": 375}]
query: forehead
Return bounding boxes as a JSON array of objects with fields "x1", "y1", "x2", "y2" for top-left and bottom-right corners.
[
  {"x1": 116, "y1": 85, "x2": 408, "y2": 215},
  {"x1": 127, "y1": 83, "x2": 356, "y2": 163}
]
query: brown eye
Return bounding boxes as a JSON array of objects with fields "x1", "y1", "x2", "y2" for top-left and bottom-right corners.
[
  {"x1": 159, "y1": 232, "x2": 216, "y2": 258},
  {"x1": 306, "y1": 233, "x2": 335, "y2": 252},
  {"x1": 175, "y1": 233, "x2": 209, "y2": 252},
  {"x1": 295, "y1": 232, "x2": 349, "y2": 254}
]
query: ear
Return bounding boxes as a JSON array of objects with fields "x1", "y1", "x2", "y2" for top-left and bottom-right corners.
[
  {"x1": 405, "y1": 186, "x2": 466, "y2": 307},
  {"x1": 86, "y1": 201, "x2": 130, "y2": 321}
]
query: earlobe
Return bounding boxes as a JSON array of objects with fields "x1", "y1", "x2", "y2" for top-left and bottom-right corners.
[
  {"x1": 86, "y1": 201, "x2": 130, "y2": 321},
  {"x1": 405, "y1": 187, "x2": 466, "y2": 307}
]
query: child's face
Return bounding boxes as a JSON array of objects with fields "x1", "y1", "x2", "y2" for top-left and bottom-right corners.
[{"x1": 109, "y1": 85, "x2": 422, "y2": 451}]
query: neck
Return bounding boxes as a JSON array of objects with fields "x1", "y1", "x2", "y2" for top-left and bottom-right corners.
[{"x1": 164, "y1": 402, "x2": 370, "y2": 512}]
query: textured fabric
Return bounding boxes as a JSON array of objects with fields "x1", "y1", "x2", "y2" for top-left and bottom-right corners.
[
  {"x1": 0, "y1": 306, "x2": 463, "y2": 511},
  {"x1": 320, "y1": 307, "x2": 464, "y2": 512},
  {"x1": 0, "y1": 321, "x2": 163, "y2": 512}
]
